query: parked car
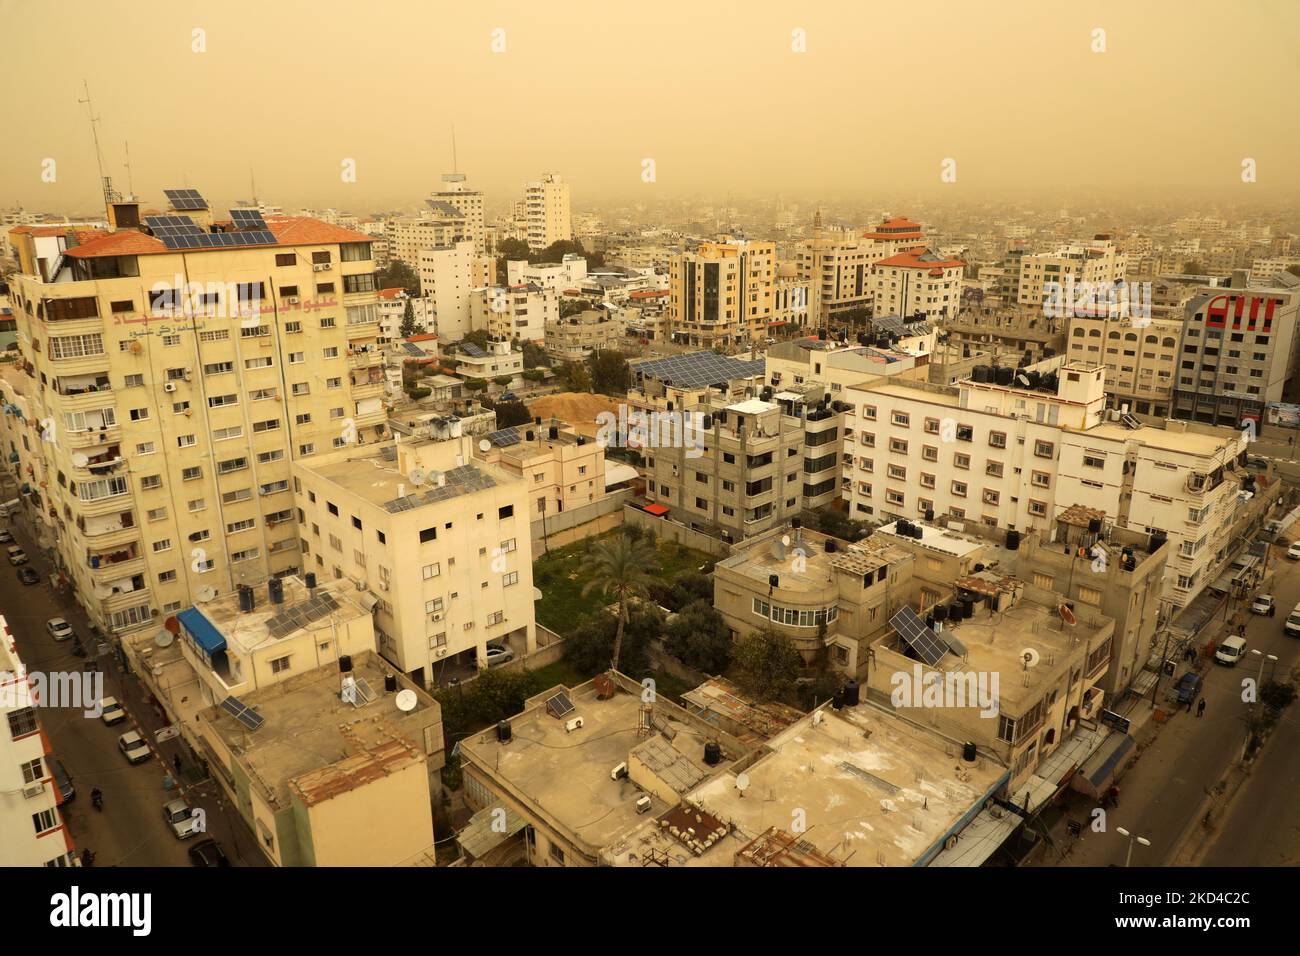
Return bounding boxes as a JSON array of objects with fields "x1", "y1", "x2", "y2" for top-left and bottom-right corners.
[
  {"x1": 0, "y1": 529, "x2": 13, "y2": 543},
  {"x1": 99, "y1": 697, "x2": 126, "y2": 726},
  {"x1": 1250, "y1": 594, "x2": 1276, "y2": 616},
  {"x1": 16, "y1": 567, "x2": 39, "y2": 585},
  {"x1": 117, "y1": 730, "x2": 151, "y2": 764},
  {"x1": 1287, "y1": 603, "x2": 1300, "y2": 637},
  {"x1": 1174, "y1": 671, "x2": 1204, "y2": 705},
  {"x1": 1287, "y1": 541, "x2": 1300, "y2": 561},
  {"x1": 6, "y1": 545, "x2": 28, "y2": 565},
  {"x1": 46, "y1": 618, "x2": 74, "y2": 641},
  {"x1": 163, "y1": 798, "x2": 203, "y2": 839},
  {"x1": 1214, "y1": 635, "x2": 1248, "y2": 666},
  {"x1": 188, "y1": 839, "x2": 230, "y2": 867},
  {"x1": 47, "y1": 756, "x2": 74, "y2": 803},
  {"x1": 484, "y1": 643, "x2": 514, "y2": 667}
]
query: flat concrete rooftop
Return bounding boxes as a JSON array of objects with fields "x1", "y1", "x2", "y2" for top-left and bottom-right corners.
[{"x1": 688, "y1": 705, "x2": 1006, "y2": 867}]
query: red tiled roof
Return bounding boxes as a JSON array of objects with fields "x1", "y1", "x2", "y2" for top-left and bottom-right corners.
[
  {"x1": 65, "y1": 216, "x2": 375, "y2": 259},
  {"x1": 862, "y1": 216, "x2": 925, "y2": 240},
  {"x1": 406, "y1": 333, "x2": 438, "y2": 342},
  {"x1": 874, "y1": 247, "x2": 964, "y2": 270},
  {"x1": 377, "y1": 287, "x2": 405, "y2": 300},
  {"x1": 629, "y1": 289, "x2": 668, "y2": 299}
]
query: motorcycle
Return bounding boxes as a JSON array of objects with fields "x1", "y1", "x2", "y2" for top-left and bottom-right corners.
[{"x1": 91, "y1": 789, "x2": 103, "y2": 811}]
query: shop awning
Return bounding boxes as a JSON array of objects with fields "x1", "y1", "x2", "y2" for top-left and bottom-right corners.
[
  {"x1": 177, "y1": 608, "x2": 226, "y2": 657},
  {"x1": 1077, "y1": 732, "x2": 1135, "y2": 796},
  {"x1": 643, "y1": 503, "x2": 669, "y2": 517},
  {"x1": 604, "y1": 461, "x2": 639, "y2": 487}
]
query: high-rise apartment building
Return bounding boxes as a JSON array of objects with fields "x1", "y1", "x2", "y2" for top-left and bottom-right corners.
[
  {"x1": 386, "y1": 208, "x2": 469, "y2": 269},
  {"x1": 416, "y1": 240, "x2": 491, "y2": 343},
  {"x1": 868, "y1": 247, "x2": 964, "y2": 322},
  {"x1": 797, "y1": 215, "x2": 929, "y2": 326},
  {"x1": 430, "y1": 173, "x2": 486, "y2": 254},
  {"x1": 1066, "y1": 314, "x2": 1181, "y2": 417},
  {"x1": 472, "y1": 283, "x2": 555, "y2": 343},
  {"x1": 668, "y1": 238, "x2": 777, "y2": 350},
  {"x1": 1016, "y1": 237, "x2": 1127, "y2": 309},
  {"x1": 523, "y1": 173, "x2": 572, "y2": 251},
  {"x1": 3, "y1": 195, "x2": 385, "y2": 638}
]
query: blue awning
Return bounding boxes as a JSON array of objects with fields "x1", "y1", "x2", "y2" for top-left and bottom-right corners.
[
  {"x1": 177, "y1": 607, "x2": 226, "y2": 657},
  {"x1": 1082, "y1": 733, "x2": 1135, "y2": 790}
]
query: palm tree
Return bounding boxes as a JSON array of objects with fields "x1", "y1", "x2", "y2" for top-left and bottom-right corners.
[{"x1": 579, "y1": 534, "x2": 660, "y2": 674}]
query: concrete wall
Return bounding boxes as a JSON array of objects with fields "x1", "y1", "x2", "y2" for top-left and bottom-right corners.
[
  {"x1": 531, "y1": 488, "x2": 632, "y2": 549},
  {"x1": 623, "y1": 504, "x2": 732, "y2": 558}
]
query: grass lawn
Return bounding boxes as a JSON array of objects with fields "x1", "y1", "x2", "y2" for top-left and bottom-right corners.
[{"x1": 533, "y1": 529, "x2": 713, "y2": 635}]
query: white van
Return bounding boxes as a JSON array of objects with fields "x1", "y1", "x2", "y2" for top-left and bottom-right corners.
[
  {"x1": 1287, "y1": 603, "x2": 1300, "y2": 637},
  {"x1": 1215, "y1": 635, "x2": 1248, "y2": 666}
]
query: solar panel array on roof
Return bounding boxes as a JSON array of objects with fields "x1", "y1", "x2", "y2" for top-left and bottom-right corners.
[
  {"x1": 219, "y1": 695, "x2": 265, "y2": 731},
  {"x1": 265, "y1": 591, "x2": 341, "y2": 639},
  {"x1": 891, "y1": 607, "x2": 948, "y2": 667},
  {"x1": 633, "y1": 351, "x2": 765, "y2": 389},
  {"x1": 229, "y1": 207, "x2": 269, "y2": 229},
  {"x1": 546, "y1": 692, "x2": 575, "y2": 719},
  {"x1": 402, "y1": 342, "x2": 426, "y2": 357},
  {"x1": 144, "y1": 214, "x2": 275, "y2": 250},
  {"x1": 486, "y1": 426, "x2": 521, "y2": 448},
  {"x1": 458, "y1": 342, "x2": 487, "y2": 358},
  {"x1": 382, "y1": 465, "x2": 498, "y2": 512},
  {"x1": 163, "y1": 188, "x2": 208, "y2": 211}
]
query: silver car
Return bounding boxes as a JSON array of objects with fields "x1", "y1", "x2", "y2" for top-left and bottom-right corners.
[
  {"x1": 117, "y1": 730, "x2": 151, "y2": 764},
  {"x1": 163, "y1": 798, "x2": 202, "y2": 839}
]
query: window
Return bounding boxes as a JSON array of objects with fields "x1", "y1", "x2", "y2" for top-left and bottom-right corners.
[
  {"x1": 503, "y1": 571, "x2": 519, "y2": 586},
  {"x1": 33, "y1": 809, "x2": 58, "y2": 835},
  {"x1": 1078, "y1": 585, "x2": 1102, "y2": 604},
  {"x1": 275, "y1": 253, "x2": 295, "y2": 267},
  {"x1": 499, "y1": 505, "x2": 514, "y2": 519},
  {"x1": 891, "y1": 411, "x2": 910, "y2": 427},
  {"x1": 227, "y1": 518, "x2": 256, "y2": 534},
  {"x1": 217, "y1": 457, "x2": 248, "y2": 474},
  {"x1": 146, "y1": 506, "x2": 168, "y2": 521},
  {"x1": 988, "y1": 431, "x2": 1006, "y2": 449},
  {"x1": 208, "y1": 394, "x2": 238, "y2": 408},
  {"x1": 951, "y1": 480, "x2": 967, "y2": 497},
  {"x1": 245, "y1": 356, "x2": 273, "y2": 369},
  {"x1": 985, "y1": 461, "x2": 1003, "y2": 478},
  {"x1": 1082, "y1": 454, "x2": 1105, "y2": 469},
  {"x1": 270, "y1": 656, "x2": 291, "y2": 674},
  {"x1": 213, "y1": 426, "x2": 243, "y2": 441},
  {"x1": 177, "y1": 434, "x2": 197, "y2": 448},
  {"x1": 152, "y1": 539, "x2": 173, "y2": 553},
  {"x1": 140, "y1": 475, "x2": 162, "y2": 491},
  {"x1": 1034, "y1": 441, "x2": 1054, "y2": 458},
  {"x1": 7, "y1": 707, "x2": 38, "y2": 737}
]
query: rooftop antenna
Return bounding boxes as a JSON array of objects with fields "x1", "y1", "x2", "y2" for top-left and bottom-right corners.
[
  {"x1": 123, "y1": 141, "x2": 135, "y2": 200},
  {"x1": 451, "y1": 124, "x2": 458, "y2": 174},
  {"x1": 79, "y1": 80, "x2": 117, "y2": 205},
  {"x1": 250, "y1": 165, "x2": 258, "y2": 207}
]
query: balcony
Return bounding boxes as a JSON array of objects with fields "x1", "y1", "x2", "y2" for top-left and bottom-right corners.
[
  {"x1": 347, "y1": 350, "x2": 383, "y2": 368},
  {"x1": 75, "y1": 492, "x2": 133, "y2": 519},
  {"x1": 88, "y1": 546, "x2": 145, "y2": 581},
  {"x1": 351, "y1": 379, "x2": 384, "y2": 400},
  {"x1": 65, "y1": 426, "x2": 122, "y2": 449},
  {"x1": 101, "y1": 582, "x2": 151, "y2": 613}
]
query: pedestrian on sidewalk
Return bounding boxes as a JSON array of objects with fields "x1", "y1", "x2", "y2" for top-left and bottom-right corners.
[
  {"x1": 1197, "y1": 698, "x2": 1206, "y2": 718},
  {"x1": 1107, "y1": 785, "x2": 1120, "y2": 808},
  {"x1": 172, "y1": 754, "x2": 182, "y2": 775}
]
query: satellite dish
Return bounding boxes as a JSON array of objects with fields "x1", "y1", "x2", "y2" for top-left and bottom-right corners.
[
  {"x1": 395, "y1": 689, "x2": 418, "y2": 712},
  {"x1": 70, "y1": 452, "x2": 89, "y2": 468},
  {"x1": 735, "y1": 772, "x2": 751, "y2": 793},
  {"x1": 478, "y1": 439, "x2": 491, "y2": 452},
  {"x1": 196, "y1": 585, "x2": 217, "y2": 603},
  {"x1": 532, "y1": 587, "x2": 543, "y2": 601},
  {"x1": 1021, "y1": 648, "x2": 1041, "y2": 668},
  {"x1": 154, "y1": 630, "x2": 175, "y2": 648}
]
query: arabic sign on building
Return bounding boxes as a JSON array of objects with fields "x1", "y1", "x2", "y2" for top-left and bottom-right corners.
[{"x1": 1266, "y1": 402, "x2": 1300, "y2": 429}]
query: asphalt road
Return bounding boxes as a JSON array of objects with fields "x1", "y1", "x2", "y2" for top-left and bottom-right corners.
[
  {"x1": 1060, "y1": 541, "x2": 1300, "y2": 867},
  {"x1": 0, "y1": 516, "x2": 264, "y2": 867}
]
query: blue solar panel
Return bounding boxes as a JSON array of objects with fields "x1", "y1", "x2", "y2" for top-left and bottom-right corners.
[{"x1": 891, "y1": 607, "x2": 947, "y2": 666}]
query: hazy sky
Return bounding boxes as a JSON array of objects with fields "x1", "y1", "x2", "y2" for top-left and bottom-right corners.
[{"x1": 4, "y1": 0, "x2": 1299, "y2": 215}]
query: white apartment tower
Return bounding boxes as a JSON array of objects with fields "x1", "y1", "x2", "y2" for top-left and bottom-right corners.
[{"x1": 524, "y1": 173, "x2": 572, "y2": 251}]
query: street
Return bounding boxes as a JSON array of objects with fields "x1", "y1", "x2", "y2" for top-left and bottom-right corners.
[{"x1": 0, "y1": 516, "x2": 264, "y2": 867}]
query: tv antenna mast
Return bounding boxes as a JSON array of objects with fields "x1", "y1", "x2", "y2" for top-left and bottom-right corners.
[{"x1": 78, "y1": 80, "x2": 118, "y2": 205}]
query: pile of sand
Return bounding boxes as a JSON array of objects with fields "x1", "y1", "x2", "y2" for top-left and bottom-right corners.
[{"x1": 527, "y1": 392, "x2": 621, "y2": 435}]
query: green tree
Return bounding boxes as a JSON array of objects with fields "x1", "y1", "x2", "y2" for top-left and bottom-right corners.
[
  {"x1": 464, "y1": 378, "x2": 487, "y2": 392},
  {"x1": 578, "y1": 533, "x2": 660, "y2": 674},
  {"x1": 560, "y1": 299, "x2": 588, "y2": 318},
  {"x1": 493, "y1": 400, "x2": 531, "y2": 428},
  {"x1": 494, "y1": 238, "x2": 531, "y2": 284},
  {"x1": 664, "y1": 600, "x2": 732, "y2": 673},
  {"x1": 399, "y1": 299, "x2": 419, "y2": 338},
  {"x1": 559, "y1": 360, "x2": 592, "y2": 392},
  {"x1": 406, "y1": 386, "x2": 431, "y2": 401},
  {"x1": 492, "y1": 374, "x2": 514, "y2": 387},
  {"x1": 1182, "y1": 261, "x2": 1207, "y2": 276},
  {"x1": 588, "y1": 348, "x2": 630, "y2": 396},
  {"x1": 376, "y1": 260, "x2": 420, "y2": 296},
  {"x1": 520, "y1": 339, "x2": 551, "y2": 369},
  {"x1": 457, "y1": 329, "x2": 491, "y2": 352},
  {"x1": 733, "y1": 626, "x2": 803, "y2": 703},
  {"x1": 564, "y1": 605, "x2": 661, "y2": 678}
]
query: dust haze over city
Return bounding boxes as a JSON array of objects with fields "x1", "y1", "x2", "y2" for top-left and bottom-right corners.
[{"x1": 0, "y1": 0, "x2": 1297, "y2": 933}]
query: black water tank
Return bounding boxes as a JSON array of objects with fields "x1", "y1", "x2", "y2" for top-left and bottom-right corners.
[
  {"x1": 912, "y1": 526, "x2": 924, "y2": 540},
  {"x1": 792, "y1": 517, "x2": 801, "y2": 529},
  {"x1": 897, "y1": 519, "x2": 912, "y2": 536},
  {"x1": 832, "y1": 689, "x2": 845, "y2": 710},
  {"x1": 1088, "y1": 517, "x2": 1102, "y2": 533},
  {"x1": 497, "y1": 720, "x2": 512, "y2": 743},
  {"x1": 1149, "y1": 532, "x2": 1166, "y2": 554},
  {"x1": 702, "y1": 415, "x2": 713, "y2": 430},
  {"x1": 268, "y1": 577, "x2": 284, "y2": 605},
  {"x1": 996, "y1": 366, "x2": 1015, "y2": 386},
  {"x1": 769, "y1": 574, "x2": 780, "y2": 589},
  {"x1": 238, "y1": 585, "x2": 254, "y2": 613},
  {"x1": 825, "y1": 539, "x2": 837, "y2": 553},
  {"x1": 525, "y1": 430, "x2": 535, "y2": 441},
  {"x1": 384, "y1": 673, "x2": 398, "y2": 693},
  {"x1": 843, "y1": 680, "x2": 860, "y2": 707},
  {"x1": 304, "y1": 571, "x2": 317, "y2": 590},
  {"x1": 935, "y1": 605, "x2": 949, "y2": 621},
  {"x1": 973, "y1": 562, "x2": 985, "y2": 573},
  {"x1": 548, "y1": 425, "x2": 558, "y2": 440},
  {"x1": 534, "y1": 416, "x2": 542, "y2": 425},
  {"x1": 963, "y1": 600, "x2": 975, "y2": 619},
  {"x1": 1006, "y1": 529, "x2": 1021, "y2": 551},
  {"x1": 962, "y1": 741, "x2": 978, "y2": 762},
  {"x1": 972, "y1": 366, "x2": 990, "y2": 384},
  {"x1": 925, "y1": 509, "x2": 935, "y2": 522},
  {"x1": 704, "y1": 741, "x2": 722, "y2": 766},
  {"x1": 339, "y1": 655, "x2": 353, "y2": 674},
  {"x1": 925, "y1": 614, "x2": 935, "y2": 629}
]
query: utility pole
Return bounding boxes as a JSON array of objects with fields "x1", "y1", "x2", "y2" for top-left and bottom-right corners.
[{"x1": 78, "y1": 80, "x2": 116, "y2": 206}]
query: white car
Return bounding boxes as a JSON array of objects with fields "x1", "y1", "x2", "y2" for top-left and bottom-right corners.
[
  {"x1": 6, "y1": 545, "x2": 27, "y2": 565},
  {"x1": 484, "y1": 644, "x2": 515, "y2": 667},
  {"x1": 1287, "y1": 541, "x2": 1300, "y2": 561},
  {"x1": 46, "y1": 618, "x2": 74, "y2": 641},
  {"x1": 0, "y1": 529, "x2": 13, "y2": 543},
  {"x1": 1250, "y1": 594, "x2": 1276, "y2": 616},
  {"x1": 163, "y1": 798, "x2": 203, "y2": 839},
  {"x1": 99, "y1": 697, "x2": 126, "y2": 726},
  {"x1": 1215, "y1": 635, "x2": 1248, "y2": 666},
  {"x1": 117, "y1": 730, "x2": 151, "y2": 764}
]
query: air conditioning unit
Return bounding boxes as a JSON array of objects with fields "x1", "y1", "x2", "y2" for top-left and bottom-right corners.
[
  {"x1": 434, "y1": 647, "x2": 447, "y2": 657},
  {"x1": 163, "y1": 382, "x2": 177, "y2": 393},
  {"x1": 182, "y1": 368, "x2": 192, "y2": 380},
  {"x1": 564, "y1": 716, "x2": 584, "y2": 733},
  {"x1": 286, "y1": 297, "x2": 300, "y2": 305},
  {"x1": 378, "y1": 581, "x2": 390, "y2": 591},
  {"x1": 610, "y1": 762, "x2": 628, "y2": 781},
  {"x1": 313, "y1": 263, "x2": 332, "y2": 272},
  {"x1": 430, "y1": 613, "x2": 442, "y2": 622},
  {"x1": 635, "y1": 795, "x2": 652, "y2": 814},
  {"x1": 22, "y1": 781, "x2": 44, "y2": 799}
]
